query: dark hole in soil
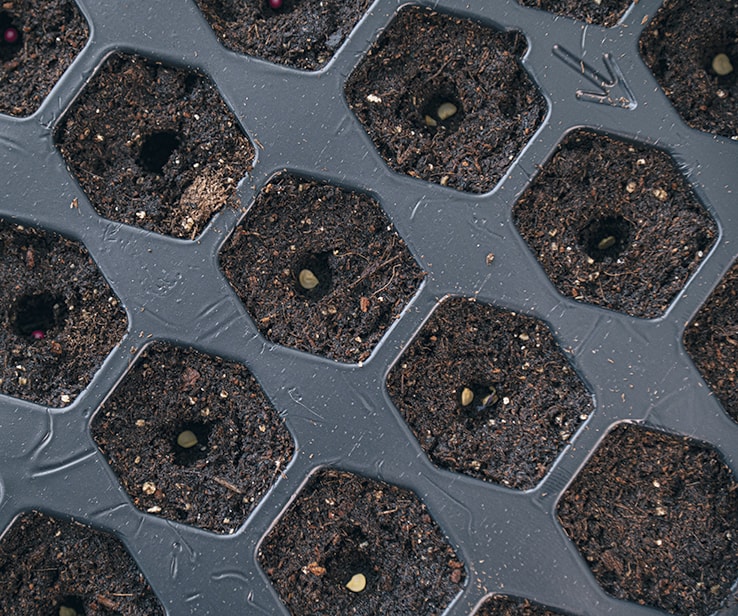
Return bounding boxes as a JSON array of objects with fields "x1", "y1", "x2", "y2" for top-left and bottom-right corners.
[
  {"x1": 138, "y1": 130, "x2": 180, "y2": 174},
  {"x1": 420, "y1": 90, "x2": 463, "y2": 132},
  {"x1": 323, "y1": 526, "x2": 376, "y2": 593},
  {"x1": 294, "y1": 251, "x2": 333, "y2": 300},
  {"x1": 59, "y1": 595, "x2": 86, "y2": 615},
  {"x1": 0, "y1": 12, "x2": 22, "y2": 62},
  {"x1": 578, "y1": 215, "x2": 632, "y2": 262},
  {"x1": 457, "y1": 382, "x2": 499, "y2": 416},
  {"x1": 11, "y1": 292, "x2": 67, "y2": 337},
  {"x1": 172, "y1": 421, "x2": 210, "y2": 466}
]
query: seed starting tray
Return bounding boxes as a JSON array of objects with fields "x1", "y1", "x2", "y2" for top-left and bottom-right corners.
[{"x1": 1, "y1": 1, "x2": 738, "y2": 615}]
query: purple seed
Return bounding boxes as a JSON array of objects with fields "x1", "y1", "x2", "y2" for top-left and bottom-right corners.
[
  {"x1": 3, "y1": 27, "x2": 19, "y2": 44},
  {"x1": 268, "y1": 0, "x2": 283, "y2": 9},
  {"x1": 31, "y1": 330, "x2": 45, "y2": 340}
]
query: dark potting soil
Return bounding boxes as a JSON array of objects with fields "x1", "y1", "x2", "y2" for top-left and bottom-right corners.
[
  {"x1": 640, "y1": 0, "x2": 738, "y2": 139},
  {"x1": 0, "y1": 0, "x2": 88, "y2": 117},
  {"x1": 258, "y1": 468, "x2": 465, "y2": 616},
  {"x1": 90, "y1": 342, "x2": 294, "y2": 534},
  {"x1": 0, "y1": 510, "x2": 164, "y2": 616},
  {"x1": 54, "y1": 53, "x2": 254, "y2": 240},
  {"x1": 0, "y1": 221, "x2": 127, "y2": 408},
  {"x1": 219, "y1": 174, "x2": 425, "y2": 363},
  {"x1": 194, "y1": 0, "x2": 372, "y2": 71},
  {"x1": 683, "y1": 260, "x2": 738, "y2": 423},
  {"x1": 557, "y1": 423, "x2": 738, "y2": 615},
  {"x1": 477, "y1": 595, "x2": 565, "y2": 616},
  {"x1": 512, "y1": 130, "x2": 717, "y2": 318},
  {"x1": 344, "y1": 6, "x2": 546, "y2": 194},
  {"x1": 515, "y1": 0, "x2": 631, "y2": 28},
  {"x1": 386, "y1": 297, "x2": 593, "y2": 491}
]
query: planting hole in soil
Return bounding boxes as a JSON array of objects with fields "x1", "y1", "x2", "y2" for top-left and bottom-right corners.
[
  {"x1": 684, "y1": 260, "x2": 738, "y2": 423},
  {"x1": 640, "y1": 0, "x2": 738, "y2": 138},
  {"x1": 345, "y1": 6, "x2": 546, "y2": 193},
  {"x1": 91, "y1": 342, "x2": 294, "y2": 534},
  {"x1": 220, "y1": 174, "x2": 425, "y2": 363},
  {"x1": 0, "y1": 221, "x2": 127, "y2": 407},
  {"x1": 0, "y1": 0, "x2": 88, "y2": 116},
  {"x1": 387, "y1": 298, "x2": 593, "y2": 490},
  {"x1": 194, "y1": 0, "x2": 372, "y2": 71},
  {"x1": 0, "y1": 511, "x2": 164, "y2": 615},
  {"x1": 557, "y1": 423, "x2": 738, "y2": 615},
  {"x1": 515, "y1": 0, "x2": 631, "y2": 28},
  {"x1": 513, "y1": 130, "x2": 717, "y2": 318},
  {"x1": 54, "y1": 53, "x2": 254, "y2": 239},
  {"x1": 477, "y1": 595, "x2": 566, "y2": 616},
  {"x1": 258, "y1": 468, "x2": 465, "y2": 615}
]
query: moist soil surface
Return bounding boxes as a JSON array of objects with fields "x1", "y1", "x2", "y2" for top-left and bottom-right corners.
[
  {"x1": 557, "y1": 423, "x2": 738, "y2": 615},
  {"x1": 516, "y1": 0, "x2": 631, "y2": 28},
  {"x1": 91, "y1": 342, "x2": 294, "y2": 534},
  {"x1": 640, "y1": 0, "x2": 738, "y2": 139},
  {"x1": 258, "y1": 468, "x2": 465, "y2": 616},
  {"x1": 0, "y1": 0, "x2": 88, "y2": 117},
  {"x1": 513, "y1": 130, "x2": 717, "y2": 318},
  {"x1": 220, "y1": 174, "x2": 424, "y2": 363},
  {"x1": 386, "y1": 297, "x2": 593, "y2": 491},
  {"x1": 54, "y1": 53, "x2": 254, "y2": 239},
  {"x1": 194, "y1": 0, "x2": 372, "y2": 71},
  {"x1": 684, "y1": 260, "x2": 738, "y2": 423},
  {"x1": 0, "y1": 221, "x2": 127, "y2": 408},
  {"x1": 0, "y1": 511, "x2": 164, "y2": 615},
  {"x1": 345, "y1": 6, "x2": 546, "y2": 194},
  {"x1": 477, "y1": 596, "x2": 565, "y2": 616}
]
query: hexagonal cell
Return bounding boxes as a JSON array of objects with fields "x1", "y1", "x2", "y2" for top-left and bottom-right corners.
[
  {"x1": 477, "y1": 595, "x2": 567, "y2": 616},
  {"x1": 557, "y1": 423, "x2": 738, "y2": 615},
  {"x1": 640, "y1": 0, "x2": 737, "y2": 138},
  {"x1": 386, "y1": 298, "x2": 593, "y2": 490},
  {"x1": 0, "y1": 0, "x2": 88, "y2": 117},
  {"x1": 258, "y1": 468, "x2": 465, "y2": 615},
  {"x1": 91, "y1": 342, "x2": 294, "y2": 534},
  {"x1": 513, "y1": 130, "x2": 717, "y2": 318},
  {"x1": 345, "y1": 6, "x2": 546, "y2": 194},
  {"x1": 515, "y1": 0, "x2": 631, "y2": 28},
  {"x1": 0, "y1": 511, "x2": 164, "y2": 614},
  {"x1": 54, "y1": 53, "x2": 254, "y2": 239},
  {"x1": 684, "y1": 260, "x2": 738, "y2": 423},
  {"x1": 194, "y1": 0, "x2": 372, "y2": 71},
  {"x1": 219, "y1": 174, "x2": 425, "y2": 363},
  {"x1": 0, "y1": 221, "x2": 127, "y2": 407}
]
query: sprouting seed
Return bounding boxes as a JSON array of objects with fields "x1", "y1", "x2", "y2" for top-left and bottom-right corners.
[
  {"x1": 481, "y1": 387, "x2": 498, "y2": 407},
  {"x1": 712, "y1": 53, "x2": 734, "y2": 76},
  {"x1": 424, "y1": 114, "x2": 438, "y2": 127},
  {"x1": 437, "y1": 102, "x2": 458, "y2": 121},
  {"x1": 346, "y1": 573, "x2": 366, "y2": 593},
  {"x1": 460, "y1": 387, "x2": 474, "y2": 407},
  {"x1": 597, "y1": 236, "x2": 616, "y2": 250},
  {"x1": 3, "y1": 27, "x2": 19, "y2": 44},
  {"x1": 299, "y1": 268, "x2": 319, "y2": 290},
  {"x1": 177, "y1": 430, "x2": 198, "y2": 449}
]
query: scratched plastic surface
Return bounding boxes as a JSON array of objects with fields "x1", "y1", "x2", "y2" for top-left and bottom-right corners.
[{"x1": 1, "y1": 1, "x2": 737, "y2": 615}]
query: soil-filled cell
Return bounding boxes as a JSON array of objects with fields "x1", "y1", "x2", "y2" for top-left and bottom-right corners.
[
  {"x1": 684, "y1": 260, "x2": 738, "y2": 423},
  {"x1": 0, "y1": 0, "x2": 88, "y2": 117},
  {"x1": 345, "y1": 7, "x2": 546, "y2": 194},
  {"x1": 557, "y1": 424, "x2": 738, "y2": 615},
  {"x1": 219, "y1": 174, "x2": 425, "y2": 363},
  {"x1": 513, "y1": 130, "x2": 717, "y2": 318},
  {"x1": 194, "y1": 0, "x2": 372, "y2": 71},
  {"x1": 0, "y1": 221, "x2": 127, "y2": 407},
  {"x1": 477, "y1": 595, "x2": 567, "y2": 616},
  {"x1": 515, "y1": 0, "x2": 631, "y2": 28},
  {"x1": 640, "y1": 0, "x2": 738, "y2": 138},
  {"x1": 259, "y1": 468, "x2": 465, "y2": 615},
  {"x1": 54, "y1": 53, "x2": 254, "y2": 239},
  {"x1": 386, "y1": 298, "x2": 593, "y2": 490},
  {"x1": 0, "y1": 511, "x2": 164, "y2": 615},
  {"x1": 91, "y1": 342, "x2": 294, "y2": 534}
]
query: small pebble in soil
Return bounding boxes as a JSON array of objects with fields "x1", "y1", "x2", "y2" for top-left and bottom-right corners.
[
  {"x1": 268, "y1": 0, "x2": 283, "y2": 9},
  {"x1": 712, "y1": 53, "x2": 734, "y2": 77},
  {"x1": 437, "y1": 102, "x2": 457, "y2": 121},
  {"x1": 3, "y1": 26, "x2": 19, "y2": 44},
  {"x1": 597, "y1": 236, "x2": 616, "y2": 251},
  {"x1": 177, "y1": 429, "x2": 198, "y2": 448},
  {"x1": 30, "y1": 329, "x2": 45, "y2": 340},
  {"x1": 459, "y1": 387, "x2": 474, "y2": 407},
  {"x1": 345, "y1": 572, "x2": 366, "y2": 592},
  {"x1": 298, "y1": 268, "x2": 319, "y2": 290}
]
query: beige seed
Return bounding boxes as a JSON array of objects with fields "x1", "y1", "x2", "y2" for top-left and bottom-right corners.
[
  {"x1": 59, "y1": 607, "x2": 78, "y2": 616},
  {"x1": 481, "y1": 388, "x2": 498, "y2": 406},
  {"x1": 299, "y1": 268, "x2": 319, "y2": 290},
  {"x1": 142, "y1": 481, "x2": 156, "y2": 495},
  {"x1": 177, "y1": 430, "x2": 198, "y2": 449},
  {"x1": 346, "y1": 573, "x2": 367, "y2": 593},
  {"x1": 460, "y1": 387, "x2": 474, "y2": 407},
  {"x1": 652, "y1": 188, "x2": 668, "y2": 202},
  {"x1": 597, "y1": 236, "x2": 616, "y2": 250},
  {"x1": 437, "y1": 102, "x2": 458, "y2": 120},
  {"x1": 712, "y1": 53, "x2": 734, "y2": 76},
  {"x1": 424, "y1": 114, "x2": 438, "y2": 127}
]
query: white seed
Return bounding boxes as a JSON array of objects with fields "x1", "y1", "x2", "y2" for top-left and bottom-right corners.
[
  {"x1": 299, "y1": 268, "x2": 319, "y2": 290},
  {"x1": 437, "y1": 102, "x2": 458, "y2": 120},
  {"x1": 346, "y1": 573, "x2": 366, "y2": 593},
  {"x1": 712, "y1": 53, "x2": 734, "y2": 76},
  {"x1": 177, "y1": 430, "x2": 198, "y2": 449},
  {"x1": 460, "y1": 387, "x2": 474, "y2": 407},
  {"x1": 626, "y1": 180, "x2": 637, "y2": 193}
]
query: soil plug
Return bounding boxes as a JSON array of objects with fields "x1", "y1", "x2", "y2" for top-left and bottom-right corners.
[
  {"x1": 177, "y1": 430, "x2": 198, "y2": 448},
  {"x1": 437, "y1": 102, "x2": 458, "y2": 121},
  {"x1": 298, "y1": 268, "x2": 319, "y2": 290},
  {"x1": 346, "y1": 572, "x2": 366, "y2": 592},
  {"x1": 597, "y1": 235, "x2": 616, "y2": 251},
  {"x1": 712, "y1": 53, "x2": 734, "y2": 76},
  {"x1": 3, "y1": 26, "x2": 19, "y2": 44}
]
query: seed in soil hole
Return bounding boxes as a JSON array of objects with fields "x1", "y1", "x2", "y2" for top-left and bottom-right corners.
[
  {"x1": 345, "y1": 572, "x2": 367, "y2": 592},
  {"x1": 459, "y1": 387, "x2": 474, "y2": 407},
  {"x1": 298, "y1": 268, "x2": 319, "y2": 290},
  {"x1": 30, "y1": 329, "x2": 45, "y2": 340},
  {"x1": 59, "y1": 607, "x2": 78, "y2": 616},
  {"x1": 177, "y1": 430, "x2": 198, "y2": 448},
  {"x1": 712, "y1": 53, "x2": 734, "y2": 76},
  {"x1": 3, "y1": 26, "x2": 18, "y2": 44},
  {"x1": 597, "y1": 235, "x2": 616, "y2": 251},
  {"x1": 437, "y1": 102, "x2": 457, "y2": 121},
  {"x1": 268, "y1": 0, "x2": 283, "y2": 8}
]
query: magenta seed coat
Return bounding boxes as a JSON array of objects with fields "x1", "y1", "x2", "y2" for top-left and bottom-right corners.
[
  {"x1": 3, "y1": 27, "x2": 19, "y2": 44},
  {"x1": 31, "y1": 330, "x2": 45, "y2": 340},
  {"x1": 268, "y1": 0, "x2": 283, "y2": 9}
]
